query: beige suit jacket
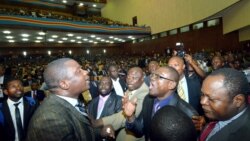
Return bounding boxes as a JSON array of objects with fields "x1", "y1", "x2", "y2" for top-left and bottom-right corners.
[{"x1": 102, "y1": 82, "x2": 149, "y2": 141}]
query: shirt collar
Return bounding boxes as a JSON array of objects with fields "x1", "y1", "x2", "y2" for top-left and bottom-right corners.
[
  {"x1": 57, "y1": 95, "x2": 78, "y2": 107},
  {"x1": 154, "y1": 93, "x2": 174, "y2": 108},
  {"x1": 7, "y1": 97, "x2": 24, "y2": 106}
]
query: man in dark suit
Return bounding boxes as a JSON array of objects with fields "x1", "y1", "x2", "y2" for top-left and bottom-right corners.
[
  {"x1": 199, "y1": 68, "x2": 250, "y2": 141},
  {"x1": 24, "y1": 81, "x2": 46, "y2": 103},
  {"x1": 123, "y1": 66, "x2": 199, "y2": 141},
  {"x1": 88, "y1": 76, "x2": 122, "y2": 120},
  {"x1": 168, "y1": 56, "x2": 203, "y2": 114},
  {"x1": 108, "y1": 65, "x2": 127, "y2": 97},
  {"x1": 0, "y1": 78, "x2": 39, "y2": 141},
  {"x1": 0, "y1": 64, "x2": 11, "y2": 103},
  {"x1": 26, "y1": 58, "x2": 96, "y2": 141}
]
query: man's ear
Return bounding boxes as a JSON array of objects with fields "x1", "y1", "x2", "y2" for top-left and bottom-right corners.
[
  {"x1": 59, "y1": 80, "x2": 69, "y2": 90},
  {"x1": 3, "y1": 89, "x2": 8, "y2": 95},
  {"x1": 169, "y1": 81, "x2": 177, "y2": 90},
  {"x1": 233, "y1": 94, "x2": 245, "y2": 107}
]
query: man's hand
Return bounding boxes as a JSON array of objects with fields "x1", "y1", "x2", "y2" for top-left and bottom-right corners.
[
  {"x1": 100, "y1": 125, "x2": 115, "y2": 139},
  {"x1": 192, "y1": 115, "x2": 206, "y2": 131},
  {"x1": 122, "y1": 92, "x2": 137, "y2": 120}
]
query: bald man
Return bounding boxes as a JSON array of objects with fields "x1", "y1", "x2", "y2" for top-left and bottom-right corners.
[
  {"x1": 92, "y1": 67, "x2": 149, "y2": 141},
  {"x1": 168, "y1": 56, "x2": 203, "y2": 114},
  {"x1": 123, "y1": 66, "x2": 198, "y2": 141}
]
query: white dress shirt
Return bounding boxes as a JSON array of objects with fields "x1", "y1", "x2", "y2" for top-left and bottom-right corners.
[
  {"x1": 7, "y1": 97, "x2": 24, "y2": 141},
  {"x1": 111, "y1": 78, "x2": 124, "y2": 97}
]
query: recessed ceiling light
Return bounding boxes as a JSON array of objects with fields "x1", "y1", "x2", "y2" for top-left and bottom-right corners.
[
  {"x1": 114, "y1": 38, "x2": 118, "y2": 40},
  {"x1": 48, "y1": 39, "x2": 54, "y2": 42},
  {"x1": 96, "y1": 37, "x2": 101, "y2": 40},
  {"x1": 21, "y1": 34, "x2": 30, "y2": 37},
  {"x1": 52, "y1": 35, "x2": 58, "y2": 38},
  {"x1": 77, "y1": 41, "x2": 82, "y2": 44},
  {"x1": 94, "y1": 42, "x2": 98, "y2": 44},
  {"x1": 109, "y1": 36, "x2": 114, "y2": 39},
  {"x1": 35, "y1": 40, "x2": 41, "y2": 43},
  {"x1": 62, "y1": 37, "x2": 68, "y2": 40},
  {"x1": 106, "y1": 40, "x2": 110, "y2": 43},
  {"x1": 58, "y1": 41, "x2": 63, "y2": 43},
  {"x1": 76, "y1": 36, "x2": 82, "y2": 39},
  {"x1": 70, "y1": 39, "x2": 76, "y2": 42},
  {"x1": 83, "y1": 38, "x2": 88, "y2": 41},
  {"x1": 93, "y1": 4, "x2": 97, "y2": 7},
  {"x1": 101, "y1": 39, "x2": 105, "y2": 42},
  {"x1": 90, "y1": 35, "x2": 96, "y2": 38},
  {"x1": 36, "y1": 37, "x2": 43, "y2": 40},
  {"x1": 38, "y1": 32, "x2": 46, "y2": 35},
  {"x1": 89, "y1": 40, "x2": 93, "y2": 43},
  {"x1": 22, "y1": 38, "x2": 29, "y2": 41},
  {"x1": 8, "y1": 40, "x2": 15, "y2": 43},
  {"x1": 3, "y1": 30, "x2": 11, "y2": 34},
  {"x1": 110, "y1": 41, "x2": 114, "y2": 44},
  {"x1": 79, "y1": 3, "x2": 84, "y2": 6},
  {"x1": 128, "y1": 36, "x2": 133, "y2": 38},
  {"x1": 67, "y1": 33, "x2": 74, "y2": 37},
  {"x1": 131, "y1": 38, "x2": 135, "y2": 40},
  {"x1": 62, "y1": 0, "x2": 67, "y2": 3},
  {"x1": 6, "y1": 36, "x2": 13, "y2": 39}
]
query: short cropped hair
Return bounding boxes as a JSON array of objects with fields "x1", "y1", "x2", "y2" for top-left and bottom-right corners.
[
  {"x1": 150, "y1": 106, "x2": 196, "y2": 141},
  {"x1": 209, "y1": 68, "x2": 250, "y2": 97},
  {"x1": 43, "y1": 58, "x2": 73, "y2": 90}
]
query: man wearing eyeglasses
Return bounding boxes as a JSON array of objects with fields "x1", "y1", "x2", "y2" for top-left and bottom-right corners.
[{"x1": 123, "y1": 66, "x2": 199, "y2": 141}]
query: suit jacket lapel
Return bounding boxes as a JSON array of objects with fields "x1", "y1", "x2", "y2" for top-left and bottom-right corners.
[
  {"x1": 93, "y1": 97, "x2": 99, "y2": 119},
  {"x1": 2, "y1": 101, "x2": 15, "y2": 138},
  {"x1": 50, "y1": 94, "x2": 91, "y2": 126}
]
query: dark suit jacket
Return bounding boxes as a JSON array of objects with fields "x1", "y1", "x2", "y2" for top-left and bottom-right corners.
[
  {"x1": 26, "y1": 94, "x2": 95, "y2": 141},
  {"x1": 0, "y1": 96, "x2": 38, "y2": 141},
  {"x1": 185, "y1": 75, "x2": 204, "y2": 114},
  {"x1": 207, "y1": 106, "x2": 250, "y2": 141},
  {"x1": 24, "y1": 90, "x2": 46, "y2": 102},
  {"x1": 88, "y1": 91, "x2": 122, "y2": 119},
  {"x1": 0, "y1": 75, "x2": 11, "y2": 103},
  {"x1": 118, "y1": 78, "x2": 127, "y2": 92},
  {"x1": 126, "y1": 92, "x2": 199, "y2": 141}
]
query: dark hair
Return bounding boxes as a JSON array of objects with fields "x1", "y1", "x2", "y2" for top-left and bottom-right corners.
[
  {"x1": 150, "y1": 106, "x2": 196, "y2": 141},
  {"x1": 210, "y1": 68, "x2": 250, "y2": 97},
  {"x1": 43, "y1": 58, "x2": 73, "y2": 90},
  {"x1": 3, "y1": 77, "x2": 22, "y2": 90}
]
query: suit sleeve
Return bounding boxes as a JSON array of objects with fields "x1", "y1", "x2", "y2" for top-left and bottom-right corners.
[{"x1": 125, "y1": 112, "x2": 144, "y2": 137}]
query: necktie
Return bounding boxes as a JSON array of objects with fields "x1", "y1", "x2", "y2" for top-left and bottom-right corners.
[
  {"x1": 75, "y1": 101, "x2": 88, "y2": 117},
  {"x1": 199, "y1": 121, "x2": 218, "y2": 141},
  {"x1": 14, "y1": 102, "x2": 24, "y2": 141},
  {"x1": 178, "y1": 81, "x2": 186, "y2": 101}
]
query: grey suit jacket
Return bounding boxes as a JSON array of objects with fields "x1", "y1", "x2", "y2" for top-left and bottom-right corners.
[
  {"x1": 102, "y1": 82, "x2": 149, "y2": 141},
  {"x1": 26, "y1": 94, "x2": 95, "y2": 141}
]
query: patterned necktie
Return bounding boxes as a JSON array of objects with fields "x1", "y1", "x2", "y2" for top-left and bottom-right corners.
[
  {"x1": 199, "y1": 121, "x2": 218, "y2": 141},
  {"x1": 75, "y1": 101, "x2": 88, "y2": 117},
  {"x1": 14, "y1": 102, "x2": 24, "y2": 141},
  {"x1": 178, "y1": 81, "x2": 186, "y2": 101}
]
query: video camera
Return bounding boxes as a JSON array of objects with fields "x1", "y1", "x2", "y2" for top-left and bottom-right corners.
[{"x1": 176, "y1": 42, "x2": 185, "y2": 58}]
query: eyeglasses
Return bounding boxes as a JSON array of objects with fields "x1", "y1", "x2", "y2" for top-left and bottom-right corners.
[{"x1": 150, "y1": 73, "x2": 175, "y2": 82}]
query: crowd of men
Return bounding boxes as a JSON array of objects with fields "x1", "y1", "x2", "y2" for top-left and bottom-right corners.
[{"x1": 0, "y1": 50, "x2": 250, "y2": 141}]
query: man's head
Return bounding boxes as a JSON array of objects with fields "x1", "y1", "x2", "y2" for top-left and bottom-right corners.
[
  {"x1": 31, "y1": 81, "x2": 39, "y2": 91},
  {"x1": 148, "y1": 61, "x2": 160, "y2": 74},
  {"x1": 43, "y1": 58, "x2": 89, "y2": 98},
  {"x1": 168, "y1": 56, "x2": 185, "y2": 79},
  {"x1": 4, "y1": 78, "x2": 24, "y2": 102},
  {"x1": 212, "y1": 56, "x2": 224, "y2": 70},
  {"x1": 98, "y1": 76, "x2": 113, "y2": 96},
  {"x1": 150, "y1": 106, "x2": 196, "y2": 141},
  {"x1": 108, "y1": 65, "x2": 119, "y2": 80},
  {"x1": 149, "y1": 66, "x2": 179, "y2": 100},
  {"x1": 201, "y1": 68, "x2": 249, "y2": 121},
  {"x1": 126, "y1": 67, "x2": 144, "y2": 91}
]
